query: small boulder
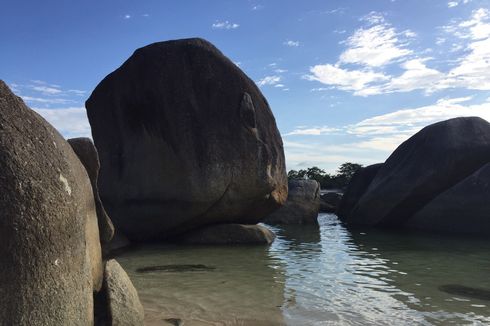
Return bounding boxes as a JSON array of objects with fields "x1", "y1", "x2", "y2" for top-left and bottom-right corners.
[
  {"x1": 180, "y1": 224, "x2": 276, "y2": 245},
  {"x1": 336, "y1": 163, "x2": 383, "y2": 221},
  {"x1": 68, "y1": 137, "x2": 115, "y2": 252},
  {"x1": 102, "y1": 259, "x2": 145, "y2": 326},
  {"x1": 86, "y1": 38, "x2": 287, "y2": 241},
  {"x1": 319, "y1": 192, "x2": 343, "y2": 213},
  {"x1": 0, "y1": 80, "x2": 101, "y2": 325},
  {"x1": 263, "y1": 179, "x2": 320, "y2": 225}
]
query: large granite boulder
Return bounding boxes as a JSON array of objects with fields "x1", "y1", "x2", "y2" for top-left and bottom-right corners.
[
  {"x1": 86, "y1": 38, "x2": 287, "y2": 241},
  {"x1": 263, "y1": 179, "x2": 320, "y2": 225},
  {"x1": 0, "y1": 81, "x2": 102, "y2": 325},
  {"x1": 341, "y1": 117, "x2": 490, "y2": 235},
  {"x1": 406, "y1": 163, "x2": 490, "y2": 234},
  {"x1": 180, "y1": 224, "x2": 276, "y2": 245},
  {"x1": 336, "y1": 163, "x2": 383, "y2": 220},
  {"x1": 68, "y1": 137, "x2": 115, "y2": 254}
]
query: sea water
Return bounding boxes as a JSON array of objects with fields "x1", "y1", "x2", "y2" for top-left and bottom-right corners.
[{"x1": 117, "y1": 214, "x2": 490, "y2": 325}]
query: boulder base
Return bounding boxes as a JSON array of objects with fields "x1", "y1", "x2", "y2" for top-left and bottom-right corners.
[{"x1": 180, "y1": 224, "x2": 276, "y2": 245}]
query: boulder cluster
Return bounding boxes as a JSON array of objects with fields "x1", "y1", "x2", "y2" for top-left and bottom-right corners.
[
  {"x1": 0, "y1": 38, "x2": 288, "y2": 324},
  {"x1": 0, "y1": 81, "x2": 143, "y2": 325},
  {"x1": 338, "y1": 117, "x2": 490, "y2": 235}
]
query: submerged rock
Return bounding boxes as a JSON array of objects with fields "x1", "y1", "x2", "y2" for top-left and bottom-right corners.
[
  {"x1": 180, "y1": 224, "x2": 276, "y2": 245},
  {"x1": 86, "y1": 38, "x2": 287, "y2": 241},
  {"x1": 0, "y1": 80, "x2": 101, "y2": 325},
  {"x1": 263, "y1": 179, "x2": 320, "y2": 225},
  {"x1": 102, "y1": 259, "x2": 145, "y2": 326},
  {"x1": 68, "y1": 137, "x2": 115, "y2": 254},
  {"x1": 439, "y1": 284, "x2": 490, "y2": 301},
  {"x1": 136, "y1": 264, "x2": 216, "y2": 273}
]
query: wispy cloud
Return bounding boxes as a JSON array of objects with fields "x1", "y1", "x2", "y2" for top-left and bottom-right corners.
[
  {"x1": 34, "y1": 107, "x2": 91, "y2": 138},
  {"x1": 284, "y1": 97, "x2": 490, "y2": 170},
  {"x1": 257, "y1": 75, "x2": 281, "y2": 86},
  {"x1": 124, "y1": 14, "x2": 131, "y2": 19},
  {"x1": 284, "y1": 40, "x2": 300, "y2": 47},
  {"x1": 307, "y1": 8, "x2": 490, "y2": 96},
  {"x1": 212, "y1": 20, "x2": 239, "y2": 29}
]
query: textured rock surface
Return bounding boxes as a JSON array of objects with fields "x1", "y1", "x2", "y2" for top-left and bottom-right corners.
[
  {"x1": 86, "y1": 38, "x2": 287, "y2": 241},
  {"x1": 319, "y1": 192, "x2": 343, "y2": 213},
  {"x1": 336, "y1": 163, "x2": 383, "y2": 221},
  {"x1": 340, "y1": 117, "x2": 490, "y2": 235},
  {"x1": 104, "y1": 259, "x2": 145, "y2": 326},
  {"x1": 263, "y1": 179, "x2": 320, "y2": 225},
  {"x1": 0, "y1": 80, "x2": 101, "y2": 325},
  {"x1": 180, "y1": 224, "x2": 276, "y2": 245},
  {"x1": 406, "y1": 163, "x2": 490, "y2": 234},
  {"x1": 68, "y1": 137, "x2": 115, "y2": 250}
]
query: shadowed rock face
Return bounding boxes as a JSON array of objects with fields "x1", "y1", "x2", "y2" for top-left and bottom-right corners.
[
  {"x1": 263, "y1": 179, "x2": 320, "y2": 225},
  {"x1": 337, "y1": 163, "x2": 383, "y2": 222},
  {"x1": 340, "y1": 117, "x2": 490, "y2": 235},
  {"x1": 86, "y1": 38, "x2": 287, "y2": 241},
  {"x1": 0, "y1": 81, "x2": 101, "y2": 325},
  {"x1": 179, "y1": 224, "x2": 276, "y2": 245},
  {"x1": 68, "y1": 137, "x2": 115, "y2": 251}
]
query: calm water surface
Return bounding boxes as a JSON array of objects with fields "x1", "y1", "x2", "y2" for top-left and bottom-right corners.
[{"x1": 117, "y1": 214, "x2": 490, "y2": 325}]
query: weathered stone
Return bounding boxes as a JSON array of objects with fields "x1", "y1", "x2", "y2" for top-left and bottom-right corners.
[
  {"x1": 336, "y1": 163, "x2": 383, "y2": 221},
  {"x1": 86, "y1": 38, "x2": 287, "y2": 241},
  {"x1": 68, "y1": 137, "x2": 115, "y2": 251},
  {"x1": 263, "y1": 179, "x2": 320, "y2": 225},
  {"x1": 104, "y1": 259, "x2": 145, "y2": 326},
  {"x1": 0, "y1": 80, "x2": 101, "y2": 325},
  {"x1": 319, "y1": 192, "x2": 342, "y2": 213},
  {"x1": 180, "y1": 224, "x2": 276, "y2": 245},
  {"x1": 344, "y1": 117, "x2": 490, "y2": 234},
  {"x1": 406, "y1": 163, "x2": 490, "y2": 234}
]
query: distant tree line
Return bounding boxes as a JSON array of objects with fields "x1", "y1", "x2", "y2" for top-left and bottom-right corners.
[{"x1": 287, "y1": 162, "x2": 363, "y2": 190}]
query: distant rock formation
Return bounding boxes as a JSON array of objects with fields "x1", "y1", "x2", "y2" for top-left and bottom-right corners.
[
  {"x1": 263, "y1": 179, "x2": 320, "y2": 225},
  {"x1": 68, "y1": 137, "x2": 115, "y2": 256},
  {"x1": 180, "y1": 224, "x2": 276, "y2": 245},
  {"x1": 0, "y1": 81, "x2": 144, "y2": 325},
  {"x1": 338, "y1": 117, "x2": 490, "y2": 235},
  {"x1": 86, "y1": 38, "x2": 287, "y2": 241},
  {"x1": 336, "y1": 163, "x2": 383, "y2": 220},
  {"x1": 319, "y1": 192, "x2": 343, "y2": 213}
]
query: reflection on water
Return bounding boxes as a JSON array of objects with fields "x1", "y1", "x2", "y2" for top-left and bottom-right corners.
[{"x1": 116, "y1": 214, "x2": 490, "y2": 325}]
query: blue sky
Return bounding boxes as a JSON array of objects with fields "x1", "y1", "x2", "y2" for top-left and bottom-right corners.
[{"x1": 1, "y1": 0, "x2": 490, "y2": 173}]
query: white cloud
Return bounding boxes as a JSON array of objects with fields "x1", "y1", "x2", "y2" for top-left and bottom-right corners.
[
  {"x1": 124, "y1": 14, "x2": 131, "y2": 19},
  {"x1": 340, "y1": 23, "x2": 412, "y2": 67},
  {"x1": 306, "y1": 64, "x2": 389, "y2": 96},
  {"x1": 448, "y1": 1, "x2": 459, "y2": 8},
  {"x1": 274, "y1": 68, "x2": 287, "y2": 73},
  {"x1": 212, "y1": 20, "x2": 239, "y2": 29},
  {"x1": 34, "y1": 107, "x2": 91, "y2": 138},
  {"x1": 31, "y1": 85, "x2": 62, "y2": 95},
  {"x1": 284, "y1": 40, "x2": 300, "y2": 47},
  {"x1": 252, "y1": 5, "x2": 263, "y2": 10},
  {"x1": 274, "y1": 84, "x2": 285, "y2": 88},
  {"x1": 285, "y1": 126, "x2": 341, "y2": 136},
  {"x1": 257, "y1": 75, "x2": 281, "y2": 86},
  {"x1": 283, "y1": 97, "x2": 490, "y2": 169},
  {"x1": 307, "y1": 8, "x2": 490, "y2": 96},
  {"x1": 21, "y1": 96, "x2": 74, "y2": 105},
  {"x1": 361, "y1": 11, "x2": 386, "y2": 25}
]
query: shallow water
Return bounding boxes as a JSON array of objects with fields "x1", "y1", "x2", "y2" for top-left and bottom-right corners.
[{"x1": 117, "y1": 214, "x2": 490, "y2": 325}]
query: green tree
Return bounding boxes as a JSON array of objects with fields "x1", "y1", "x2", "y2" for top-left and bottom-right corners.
[
  {"x1": 306, "y1": 166, "x2": 325, "y2": 183},
  {"x1": 337, "y1": 162, "x2": 363, "y2": 184}
]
